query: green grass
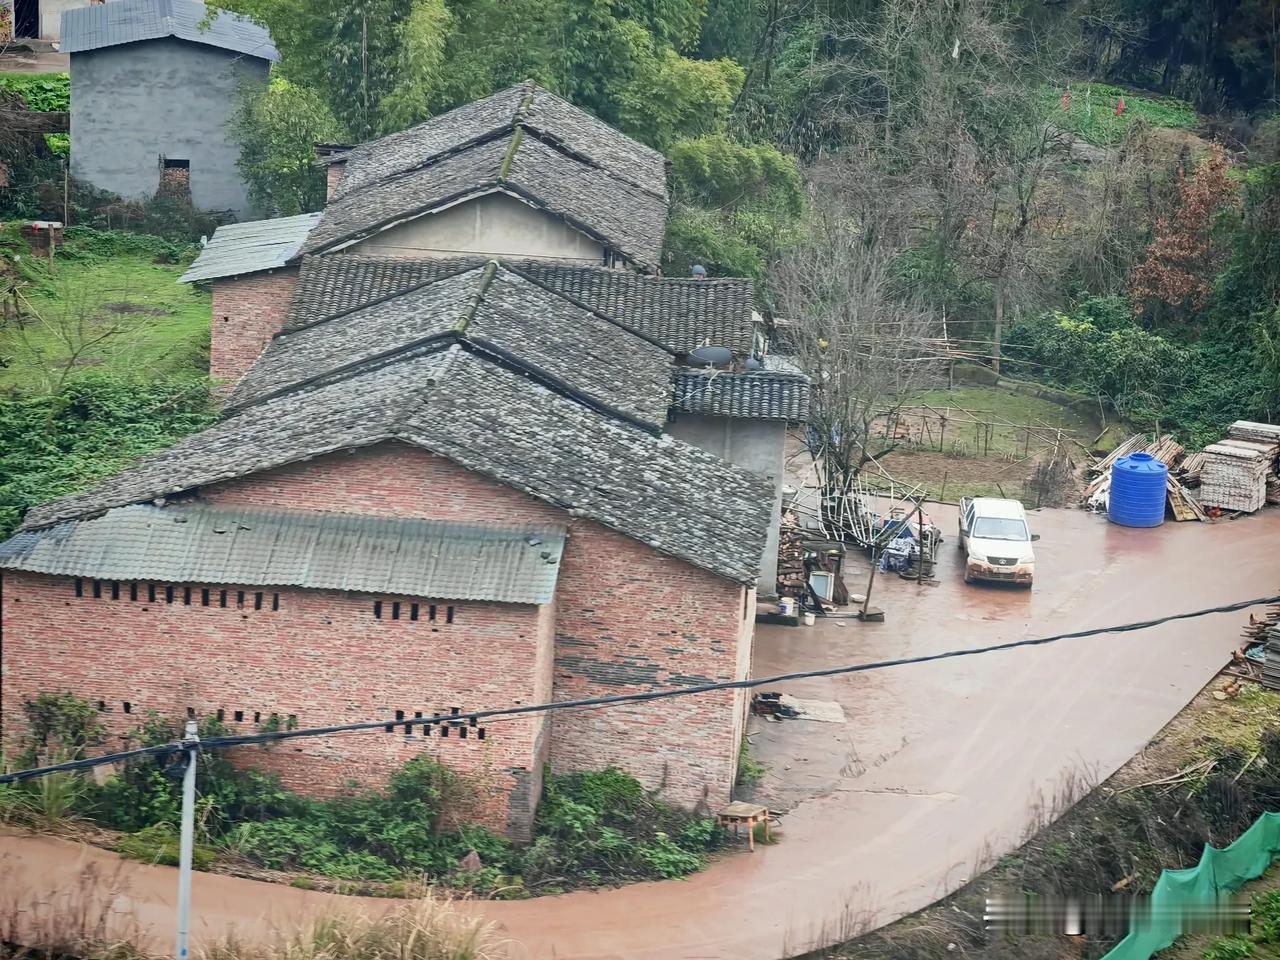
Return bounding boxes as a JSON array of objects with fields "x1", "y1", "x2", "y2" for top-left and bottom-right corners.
[
  {"x1": 906, "y1": 384, "x2": 1095, "y2": 457},
  {"x1": 1042, "y1": 82, "x2": 1198, "y2": 146},
  {"x1": 1, "y1": 231, "x2": 209, "y2": 390}
]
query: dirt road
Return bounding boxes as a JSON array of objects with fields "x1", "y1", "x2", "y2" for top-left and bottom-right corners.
[{"x1": 4, "y1": 505, "x2": 1279, "y2": 959}]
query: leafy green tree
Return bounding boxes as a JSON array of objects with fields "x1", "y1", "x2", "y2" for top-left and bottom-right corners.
[
  {"x1": 233, "y1": 78, "x2": 343, "y2": 217},
  {"x1": 614, "y1": 24, "x2": 744, "y2": 148}
]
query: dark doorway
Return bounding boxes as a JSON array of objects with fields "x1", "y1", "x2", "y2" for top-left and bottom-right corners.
[{"x1": 14, "y1": 0, "x2": 38, "y2": 38}]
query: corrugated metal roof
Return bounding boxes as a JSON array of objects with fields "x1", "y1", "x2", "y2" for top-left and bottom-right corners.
[
  {"x1": 180, "y1": 213, "x2": 321, "y2": 283},
  {"x1": 61, "y1": 0, "x2": 280, "y2": 61},
  {"x1": 0, "y1": 504, "x2": 565, "y2": 604}
]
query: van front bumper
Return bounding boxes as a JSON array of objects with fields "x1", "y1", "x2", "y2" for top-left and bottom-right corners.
[{"x1": 966, "y1": 560, "x2": 1034, "y2": 584}]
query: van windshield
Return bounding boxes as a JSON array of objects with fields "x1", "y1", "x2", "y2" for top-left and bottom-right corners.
[{"x1": 972, "y1": 517, "x2": 1029, "y2": 541}]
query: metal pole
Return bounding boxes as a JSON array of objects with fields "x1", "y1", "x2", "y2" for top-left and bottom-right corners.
[{"x1": 176, "y1": 719, "x2": 199, "y2": 960}]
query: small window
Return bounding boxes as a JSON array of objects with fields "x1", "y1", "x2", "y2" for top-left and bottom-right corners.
[
  {"x1": 446, "y1": 605, "x2": 455, "y2": 624},
  {"x1": 162, "y1": 158, "x2": 190, "y2": 170},
  {"x1": 110, "y1": 581, "x2": 120, "y2": 601}
]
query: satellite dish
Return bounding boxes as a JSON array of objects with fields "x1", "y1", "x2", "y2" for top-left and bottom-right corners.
[
  {"x1": 688, "y1": 345, "x2": 733, "y2": 368},
  {"x1": 744, "y1": 355, "x2": 763, "y2": 371}
]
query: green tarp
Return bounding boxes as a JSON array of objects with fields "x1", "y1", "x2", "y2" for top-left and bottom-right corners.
[{"x1": 1100, "y1": 811, "x2": 1280, "y2": 960}]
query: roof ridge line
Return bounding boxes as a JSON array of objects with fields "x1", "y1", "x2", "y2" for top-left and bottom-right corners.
[
  {"x1": 497, "y1": 127, "x2": 523, "y2": 184},
  {"x1": 454, "y1": 261, "x2": 499, "y2": 333}
]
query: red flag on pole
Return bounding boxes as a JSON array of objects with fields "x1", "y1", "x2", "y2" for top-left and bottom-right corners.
[{"x1": 1115, "y1": 96, "x2": 1126, "y2": 115}]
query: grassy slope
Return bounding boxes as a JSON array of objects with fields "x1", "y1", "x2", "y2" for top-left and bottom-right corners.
[
  {"x1": 1043, "y1": 81, "x2": 1198, "y2": 146},
  {"x1": 0, "y1": 236, "x2": 209, "y2": 390},
  {"x1": 877, "y1": 383, "x2": 1096, "y2": 504}
]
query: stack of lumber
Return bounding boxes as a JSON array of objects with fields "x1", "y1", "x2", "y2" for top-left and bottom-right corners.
[
  {"x1": 1166, "y1": 476, "x2": 1208, "y2": 521},
  {"x1": 1144, "y1": 434, "x2": 1185, "y2": 466},
  {"x1": 1228, "y1": 421, "x2": 1280, "y2": 444},
  {"x1": 1200, "y1": 439, "x2": 1277, "y2": 513},
  {"x1": 1201, "y1": 443, "x2": 1270, "y2": 511},
  {"x1": 1228, "y1": 421, "x2": 1280, "y2": 508},
  {"x1": 1265, "y1": 625, "x2": 1280, "y2": 692},
  {"x1": 1176, "y1": 451, "x2": 1206, "y2": 487}
]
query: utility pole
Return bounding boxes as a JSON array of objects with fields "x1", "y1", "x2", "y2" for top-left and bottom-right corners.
[{"x1": 175, "y1": 719, "x2": 199, "y2": 960}]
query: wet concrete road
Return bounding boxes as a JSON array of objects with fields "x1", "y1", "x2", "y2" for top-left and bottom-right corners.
[{"x1": 4, "y1": 506, "x2": 1279, "y2": 959}]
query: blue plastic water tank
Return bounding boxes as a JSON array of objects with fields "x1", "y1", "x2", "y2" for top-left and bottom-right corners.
[{"x1": 1108, "y1": 452, "x2": 1169, "y2": 527}]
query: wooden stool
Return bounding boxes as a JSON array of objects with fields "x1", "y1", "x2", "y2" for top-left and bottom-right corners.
[{"x1": 716, "y1": 801, "x2": 770, "y2": 852}]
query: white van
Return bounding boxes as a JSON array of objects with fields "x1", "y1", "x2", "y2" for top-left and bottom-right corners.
[{"x1": 957, "y1": 497, "x2": 1039, "y2": 587}]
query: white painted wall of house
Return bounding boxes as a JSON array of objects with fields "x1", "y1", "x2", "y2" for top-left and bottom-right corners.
[{"x1": 351, "y1": 191, "x2": 606, "y2": 264}]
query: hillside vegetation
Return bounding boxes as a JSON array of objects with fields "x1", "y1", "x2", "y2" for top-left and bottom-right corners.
[{"x1": 0, "y1": 0, "x2": 1277, "y2": 525}]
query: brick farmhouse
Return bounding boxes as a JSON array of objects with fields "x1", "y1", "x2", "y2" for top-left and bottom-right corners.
[{"x1": 0, "y1": 82, "x2": 809, "y2": 837}]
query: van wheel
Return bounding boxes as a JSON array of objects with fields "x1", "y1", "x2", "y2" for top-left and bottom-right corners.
[{"x1": 963, "y1": 570, "x2": 973, "y2": 584}]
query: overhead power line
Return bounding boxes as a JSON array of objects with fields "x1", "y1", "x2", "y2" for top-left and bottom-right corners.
[{"x1": 3, "y1": 593, "x2": 1277, "y2": 785}]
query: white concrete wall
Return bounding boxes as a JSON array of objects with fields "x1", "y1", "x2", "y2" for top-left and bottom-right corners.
[
  {"x1": 667, "y1": 413, "x2": 787, "y2": 597},
  {"x1": 351, "y1": 191, "x2": 606, "y2": 263},
  {"x1": 39, "y1": 0, "x2": 83, "y2": 40}
]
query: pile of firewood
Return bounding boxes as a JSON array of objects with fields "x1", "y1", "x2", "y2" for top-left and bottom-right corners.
[{"x1": 776, "y1": 513, "x2": 808, "y2": 598}]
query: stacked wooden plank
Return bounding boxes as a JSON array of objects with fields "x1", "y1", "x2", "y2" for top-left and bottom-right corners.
[
  {"x1": 1228, "y1": 421, "x2": 1280, "y2": 444},
  {"x1": 1167, "y1": 476, "x2": 1208, "y2": 521},
  {"x1": 1200, "y1": 429, "x2": 1279, "y2": 513},
  {"x1": 1176, "y1": 451, "x2": 1206, "y2": 487},
  {"x1": 1266, "y1": 625, "x2": 1280, "y2": 692},
  {"x1": 1201, "y1": 442, "x2": 1272, "y2": 512},
  {"x1": 1228, "y1": 421, "x2": 1280, "y2": 508},
  {"x1": 1145, "y1": 434, "x2": 1185, "y2": 466}
]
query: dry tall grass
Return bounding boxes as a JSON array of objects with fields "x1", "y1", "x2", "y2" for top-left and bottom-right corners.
[
  {"x1": 0, "y1": 862, "x2": 147, "y2": 960},
  {"x1": 200, "y1": 901, "x2": 507, "y2": 960}
]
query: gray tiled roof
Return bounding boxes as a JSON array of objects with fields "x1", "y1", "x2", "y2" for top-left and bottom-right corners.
[
  {"x1": 334, "y1": 81, "x2": 666, "y2": 201},
  {"x1": 0, "y1": 504, "x2": 565, "y2": 604},
  {"x1": 671, "y1": 354, "x2": 811, "y2": 421},
  {"x1": 516, "y1": 263, "x2": 756, "y2": 354},
  {"x1": 22, "y1": 349, "x2": 772, "y2": 584},
  {"x1": 230, "y1": 263, "x2": 674, "y2": 429},
  {"x1": 302, "y1": 139, "x2": 667, "y2": 270},
  {"x1": 285, "y1": 255, "x2": 756, "y2": 356},
  {"x1": 180, "y1": 213, "x2": 321, "y2": 283},
  {"x1": 61, "y1": 0, "x2": 280, "y2": 60},
  {"x1": 305, "y1": 82, "x2": 668, "y2": 270}
]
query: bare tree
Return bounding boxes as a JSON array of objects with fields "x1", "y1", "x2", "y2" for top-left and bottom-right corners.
[
  {"x1": 8, "y1": 281, "x2": 134, "y2": 394},
  {"x1": 772, "y1": 163, "x2": 943, "y2": 506}
]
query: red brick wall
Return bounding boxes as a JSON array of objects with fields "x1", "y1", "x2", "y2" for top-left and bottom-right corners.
[
  {"x1": 0, "y1": 571, "x2": 552, "y2": 838},
  {"x1": 209, "y1": 269, "x2": 299, "y2": 393},
  {"x1": 1, "y1": 442, "x2": 752, "y2": 829},
  {"x1": 203, "y1": 443, "x2": 752, "y2": 809},
  {"x1": 326, "y1": 162, "x2": 346, "y2": 201}
]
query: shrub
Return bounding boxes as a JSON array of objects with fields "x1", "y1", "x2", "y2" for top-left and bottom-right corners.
[
  {"x1": 525, "y1": 767, "x2": 722, "y2": 888},
  {"x1": 1203, "y1": 936, "x2": 1254, "y2": 960},
  {"x1": 1252, "y1": 889, "x2": 1280, "y2": 943},
  {"x1": 0, "y1": 73, "x2": 70, "y2": 112},
  {"x1": 117, "y1": 824, "x2": 217, "y2": 869}
]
